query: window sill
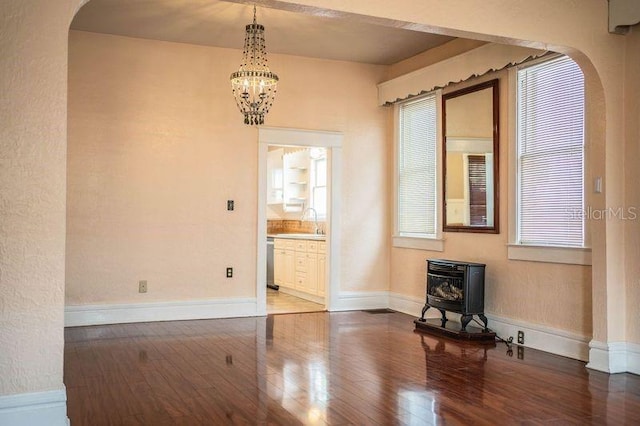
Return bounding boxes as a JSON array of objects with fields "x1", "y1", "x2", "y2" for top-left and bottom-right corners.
[
  {"x1": 507, "y1": 244, "x2": 591, "y2": 265},
  {"x1": 393, "y1": 236, "x2": 444, "y2": 251}
]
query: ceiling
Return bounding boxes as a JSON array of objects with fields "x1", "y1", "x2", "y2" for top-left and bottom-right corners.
[{"x1": 70, "y1": 0, "x2": 455, "y2": 65}]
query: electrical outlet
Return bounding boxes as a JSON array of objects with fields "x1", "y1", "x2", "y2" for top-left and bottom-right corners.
[
  {"x1": 227, "y1": 200, "x2": 234, "y2": 211},
  {"x1": 139, "y1": 280, "x2": 148, "y2": 293},
  {"x1": 517, "y1": 330, "x2": 525, "y2": 345},
  {"x1": 226, "y1": 267, "x2": 233, "y2": 278}
]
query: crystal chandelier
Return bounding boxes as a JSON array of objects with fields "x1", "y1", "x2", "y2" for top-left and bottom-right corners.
[{"x1": 230, "y1": 6, "x2": 279, "y2": 125}]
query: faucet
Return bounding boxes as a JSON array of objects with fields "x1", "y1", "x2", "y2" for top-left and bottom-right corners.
[{"x1": 301, "y1": 207, "x2": 320, "y2": 234}]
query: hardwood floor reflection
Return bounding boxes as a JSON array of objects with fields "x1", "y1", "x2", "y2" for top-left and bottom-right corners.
[
  {"x1": 64, "y1": 311, "x2": 640, "y2": 425},
  {"x1": 266, "y1": 288, "x2": 325, "y2": 314}
]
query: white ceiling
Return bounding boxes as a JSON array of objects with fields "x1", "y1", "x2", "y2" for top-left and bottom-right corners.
[{"x1": 71, "y1": 0, "x2": 455, "y2": 65}]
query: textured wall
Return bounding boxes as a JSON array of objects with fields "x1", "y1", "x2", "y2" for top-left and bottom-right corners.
[
  {"x1": 625, "y1": 28, "x2": 640, "y2": 345},
  {"x1": 66, "y1": 30, "x2": 389, "y2": 306},
  {"x1": 0, "y1": 0, "x2": 71, "y2": 395},
  {"x1": 390, "y1": 72, "x2": 593, "y2": 337}
]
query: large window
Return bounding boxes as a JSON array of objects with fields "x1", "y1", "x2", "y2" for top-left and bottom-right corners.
[
  {"x1": 516, "y1": 56, "x2": 585, "y2": 247},
  {"x1": 397, "y1": 94, "x2": 438, "y2": 238}
]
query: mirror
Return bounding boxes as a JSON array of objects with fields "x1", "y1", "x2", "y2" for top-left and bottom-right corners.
[{"x1": 443, "y1": 79, "x2": 499, "y2": 233}]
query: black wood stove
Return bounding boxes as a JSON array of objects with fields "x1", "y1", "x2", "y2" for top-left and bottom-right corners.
[{"x1": 419, "y1": 259, "x2": 488, "y2": 332}]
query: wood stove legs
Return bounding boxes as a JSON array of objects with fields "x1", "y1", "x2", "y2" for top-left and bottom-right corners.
[
  {"x1": 462, "y1": 314, "x2": 489, "y2": 331},
  {"x1": 461, "y1": 314, "x2": 472, "y2": 331},
  {"x1": 419, "y1": 303, "x2": 430, "y2": 322},
  {"x1": 478, "y1": 314, "x2": 488, "y2": 331},
  {"x1": 420, "y1": 305, "x2": 449, "y2": 327},
  {"x1": 419, "y1": 304, "x2": 489, "y2": 332},
  {"x1": 438, "y1": 309, "x2": 448, "y2": 327}
]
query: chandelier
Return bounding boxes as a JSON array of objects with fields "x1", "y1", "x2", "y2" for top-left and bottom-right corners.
[{"x1": 230, "y1": 6, "x2": 279, "y2": 126}]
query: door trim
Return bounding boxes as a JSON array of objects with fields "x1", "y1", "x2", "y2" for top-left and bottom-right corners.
[{"x1": 257, "y1": 127, "x2": 343, "y2": 314}]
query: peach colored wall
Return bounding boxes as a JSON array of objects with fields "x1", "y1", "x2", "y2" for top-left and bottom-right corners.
[
  {"x1": 66, "y1": 30, "x2": 389, "y2": 306},
  {"x1": 265, "y1": 54, "x2": 390, "y2": 292},
  {"x1": 387, "y1": 38, "x2": 487, "y2": 80},
  {"x1": 0, "y1": 0, "x2": 637, "y2": 400},
  {"x1": 625, "y1": 28, "x2": 640, "y2": 345},
  {"x1": 390, "y1": 72, "x2": 593, "y2": 336},
  {"x1": 0, "y1": 0, "x2": 69, "y2": 396}
]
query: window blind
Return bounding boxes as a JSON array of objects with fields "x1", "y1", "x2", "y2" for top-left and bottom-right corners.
[
  {"x1": 517, "y1": 56, "x2": 585, "y2": 247},
  {"x1": 468, "y1": 155, "x2": 487, "y2": 226},
  {"x1": 398, "y1": 95, "x2": 437, "y2": 237}
]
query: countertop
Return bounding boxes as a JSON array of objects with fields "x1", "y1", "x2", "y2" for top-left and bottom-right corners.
[{"x1": 269, "y1": 233, "x2": 326, "y2": 241}]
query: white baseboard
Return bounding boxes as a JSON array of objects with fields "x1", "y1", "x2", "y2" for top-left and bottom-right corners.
[
  {"x1": 388, "y1": 292, "x2": 440, "y2": 319},
  {"x1": 331, "y1": 291, "x2": 390, "y2": 311},
  {"x1": 627, "y1": 342, "x2": 640, "y2": 375},
  {"x1": 278, "y1": 286, "x2": 325, "y2": 304},
  {"x1": 388, "y1": 292, "x2": 423, "y2": 316},
  {"x1": 0, "y1": 388, "x2": 69, "y2": 426},
  {"x1": 65, "y1": 298, "x2": 258, "y2": 327},
  {"x1": 587, "y1": 341, "x2": 640, "y2": 374},
  {"x1": 387, "y1": 293, "x2": 590, "y2": 361},
  {"x1": 485, "y1": 314, "x2": 590, "y2": 361}
]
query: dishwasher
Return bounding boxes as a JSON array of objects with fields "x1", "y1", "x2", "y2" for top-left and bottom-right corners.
[{"x1": 266, "y1": 236, "x2": 279, "y2": 290}]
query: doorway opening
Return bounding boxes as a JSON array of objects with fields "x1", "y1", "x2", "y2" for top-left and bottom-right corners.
[
  {"x1": 257, "y1": 127, "x2": 343, "y2": 316},
  {"x1": 266, "y1": 145, "x2": 328, "y2": 314}
]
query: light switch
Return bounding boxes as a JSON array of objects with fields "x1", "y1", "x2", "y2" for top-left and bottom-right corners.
[
  {"x1": 594, "y1": 177, "x2": 602, "y2": 194},
  {"x1": 227, "y1": 200, "x2": 234, "y2": 211}
]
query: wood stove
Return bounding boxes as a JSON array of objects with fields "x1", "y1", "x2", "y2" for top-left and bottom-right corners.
[{"x1": 419, "y1": 259, "x2": 488, "y2": 332}]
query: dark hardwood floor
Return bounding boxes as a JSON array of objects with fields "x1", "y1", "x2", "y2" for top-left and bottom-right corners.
[{"x1": 64, "y1": 311, "x2": 640, "y2": 425}]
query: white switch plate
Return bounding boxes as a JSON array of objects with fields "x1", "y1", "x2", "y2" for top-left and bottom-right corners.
[{"x1": 594, "y1": 177, "x2": 602, "y2": 193}]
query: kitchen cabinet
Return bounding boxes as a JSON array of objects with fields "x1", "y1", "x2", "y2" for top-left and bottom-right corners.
[
  {"x1": 306, "y1": 252, "x2": 318, "y2": 295},
  {"x1": 274, "y1": 239, "x2": 295, "y2": 288},
  {"x1": 295, "y1": 245, "x2": 307, "y2": 292},
  {"x1": 274, "y1": 237, "x2": 326, "y2": 302},
  {"x1": 318, "y1": 242, "x2": 326, "y2": 297}
]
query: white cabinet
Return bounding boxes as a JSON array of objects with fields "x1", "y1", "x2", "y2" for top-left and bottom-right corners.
[
  {"x1": 284, "y1": 249, "x2": 295, "y2": 288},
  {"x1": 317, "y1": 242, "x2": 326, "y2": 297},
  {"x1": 274, "y1": 239, "x2": 295, "y2": 288},
  {"x1": 295, "y1": 246, "x2": 307, "y2": 292},
  {"x1": 306, "y1": 252, "x2": 318, "y2": 295},
  {"x1": 274, "y1": 237, "x2": 326, "y2": 301}
]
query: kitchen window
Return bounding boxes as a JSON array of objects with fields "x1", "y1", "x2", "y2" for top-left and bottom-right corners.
[{"x1": 310, "y1": 155, "x2": 327, "y2": 219}]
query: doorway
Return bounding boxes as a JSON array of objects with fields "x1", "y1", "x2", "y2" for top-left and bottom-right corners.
[
  {"x1": 256, "y1": 127, "x2": 343, "y2": 316},
  {"x1": 266, "y1": 145, "x2": 327, "y2": 314}
]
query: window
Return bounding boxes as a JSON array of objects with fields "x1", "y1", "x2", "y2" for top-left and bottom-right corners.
[
  {"x1": 516, "y1": 55, "x2": 585, "y2": 247},
  {"x1": 397, "y1": 94, "x2": 438, "y2": 239},
  {"x1": 310, "y1": 155, "x2": 327, "y2": 219}
]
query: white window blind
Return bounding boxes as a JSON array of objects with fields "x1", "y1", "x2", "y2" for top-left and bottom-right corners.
[
  {"x1": 517, "y1": 56, "x2": 585, "y2": 247},
  {"x1": 398, "y1": 95, "x2": 437, "y2": 237}
]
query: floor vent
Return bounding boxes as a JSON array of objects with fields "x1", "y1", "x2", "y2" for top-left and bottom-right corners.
[{"x1": 362, "y1": 309, "x2": 396, "y2": 314}]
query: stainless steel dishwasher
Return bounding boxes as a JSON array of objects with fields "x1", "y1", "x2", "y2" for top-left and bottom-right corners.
[{"x1": 266, "y1": 236, "x2": 278, "y2": 290}]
